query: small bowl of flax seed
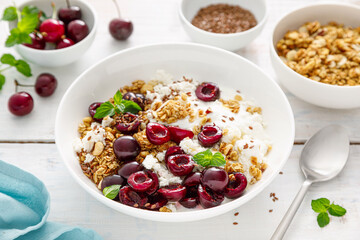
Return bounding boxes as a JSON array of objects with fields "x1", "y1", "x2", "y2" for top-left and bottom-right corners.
[{"x1": 179, "y1": 0, "x2": 268, "y2": 51}]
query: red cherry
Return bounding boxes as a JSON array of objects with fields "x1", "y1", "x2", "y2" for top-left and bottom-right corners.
[
  {"x1": 168, "y1": 126, "x2": 194, "y2": 144},
  {"x1": 23, "y1": 32, "x2": 45, "y2": 50},
  {"x1": 146, "y1": 122, "x2": 171, "y2": 145},
  {"x1": 40, "y1": 19, "x2": 65, "y2": 43},
  {"x1": 56, "y1": 37, "x2": 75, "y2": 49},
  {"x1": 8, "y1": 92, "x2": 34, "y2": 116}
]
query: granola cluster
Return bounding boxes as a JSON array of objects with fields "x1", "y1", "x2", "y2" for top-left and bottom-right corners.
[{"x1": 277, "y1": 21, "x2": 360, "y2": 86}]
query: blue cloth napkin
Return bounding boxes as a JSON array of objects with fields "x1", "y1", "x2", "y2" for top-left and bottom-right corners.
[{"x1": 0, "y1": 160, "x2": 103, "y2": 240}]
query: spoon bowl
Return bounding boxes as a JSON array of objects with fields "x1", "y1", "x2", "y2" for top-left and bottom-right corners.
[{"x1": 300, "y1": 125, "x2": 350, "y2": 182}]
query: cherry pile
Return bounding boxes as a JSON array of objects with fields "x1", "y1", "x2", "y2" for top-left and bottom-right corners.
[
  {"x1": 91, "y1": 85, "x2": 248, "y2": 211},
  {"x1": 24, "y1": 1, "x2": 89, "y2": 50},
  {"x1": 8, "y1": 73, "x2": 57, "y2": 116}
]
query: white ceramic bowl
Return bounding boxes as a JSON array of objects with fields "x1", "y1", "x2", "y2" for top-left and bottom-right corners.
[
  {"x1": 55, "y1": 43, "x2": 294, "y2": 222},
  {"x1": 179, "y1": 0, "x2": 268, "y2": 51},
  {"x1": 270, "y1": 2, "x2": 360, "y2": 109},
  {"x1": 9, "y1": 0, "x2": 97, "y2": 67}
]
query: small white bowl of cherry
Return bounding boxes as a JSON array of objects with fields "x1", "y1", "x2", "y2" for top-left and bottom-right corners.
[{"x1": 8, "y1": 0, "x2": 97, "y2": 67}]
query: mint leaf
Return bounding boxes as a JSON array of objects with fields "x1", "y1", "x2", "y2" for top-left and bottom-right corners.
[
  {"x1": 21, "y1": 5, "x2": 40, "y2": 17},
  {"x1": 1, "y1": 54, "x2": 17, "y2": 66},
  {"x1": 2, "y1": 6, "x2": 17, "y2": 21},
  {"x1": 122, "y1": 100, "x2": 142, "y2": 114},
  {"x1": 0, "y1": 74, "x2": 5, "y2": 90},
  {"x1": 317, "y1": 212, "x2": 330, "y2": 228},
  {"x1": 211, "y1": 152, "x2": 226, "y2": 167},
  {"x1": 328, "y1": 204, "x2": 346, "y2": 217},
  {"x1": 115, "y1": 103, "x2": 125, "y2": 114},
  {"x1": 15, "y1": 60, "x2": 32, "y2": 77},
  {"x1": 103, "y1": 184, "x2": 121, "y2": 199},
  {"x1": 113, "y1": 90, "x2": 123, "y2": 105},
  {"x1": 193, "y1": 149, "x2": 212, "y2": 167},
  {"x1": 311, "y1": 198, "x2": 330, "y2": 213},
  {"x1": 94, "y1": 102, "x2": 115, "y2": 119},
  {"x1": 17, "y1": 14, "x2": 39, "y2": 34}
]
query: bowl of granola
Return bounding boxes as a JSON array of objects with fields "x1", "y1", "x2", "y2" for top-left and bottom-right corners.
[
  {"x1": 270, "y1": 2, "x2": 360, "y2": 109},
  {"x1": 55, "y1": 43, "x2": 294, "y2": 222}
]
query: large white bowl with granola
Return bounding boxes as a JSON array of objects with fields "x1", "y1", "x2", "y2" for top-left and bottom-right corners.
[{"x1": 55, "y1": 43, "x2": 294, "y2": 222}]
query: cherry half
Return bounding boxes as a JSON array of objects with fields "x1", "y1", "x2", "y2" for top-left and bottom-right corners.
[
  {"x1": 166, "y1": 154, "x2": 194, "y2": 176},
  {"x1": 179, "y1": 187, "x2": 199, "y2": 208},
  {"x1": 88, "y1": 102, "x2": 103, "y2": 122},
  {"x1": 168, "y1": 126, "x2": 194, "y2": 144},
  {"x1": 144, "y1": 193, "x2": 168, "y2": 211},
  {"x1": 165, "y1": 146, "x2": 185, "y2": 164},
  {"x1": 195, "y1": 82, "x2": 220, "y2": 102},
  {"x1": 119, "y1": 186, "x2": 148, "y2": 208},
  {"x1": 23, "y1": 32, "x2": 45, "y2": 50},
  {"x1": 115, "y1": 113, "x2": 140, "y2": 134},
  {"x1": 127, "y1": 171, "x2": 153, "y2": 192},
  {"x1": 198, "y1": 125, "x2": 222, "y2": 147},
  {"x1": 158, "y1": 184, "x2": 187, "y2": 202},
  {"x1": 198, "y1": 184, "x2": 224, "y2": 209},
  {"x1": 146, "y1": 122, "x2": 171, "y2": 145},
  {"x1": 224, "y1": 172, "x2": 247, "y2": 199}
]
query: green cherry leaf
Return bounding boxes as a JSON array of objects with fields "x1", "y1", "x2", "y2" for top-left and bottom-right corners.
[
  {"x1": 2, "y1": 6, "x2": 17, "y2": 21},
  {"x1": 1, "y1": 54, "x2": 17, "y2": 66},
  {"x1": 328, "y1": 204, "x2": 346, "y2": 217},
  {"x1": 122, "y1": 100, "x2": 142, "y2": 114},
  {"x1": 15, "y1": 59, "x2": 32, "y2": 77},
  {"x1": 311, "y1": 198, "x2": 330, "y2": 213},
  {"x1": 210, "y1": 152, "x2": 226, "y2": 167},
  {"x1": 317, "y1": 212, "x2": 330, "y2": 228},
  {"x1": 113, "y1": 90, "x2": 123, "y2": 105},
  {"x1": 94, "y1": 102, "x2": 116, "y2": 119},
  {"x1": 0, "y1": 74, "x2": 5, "y2": 90},
  {"x1": 103, "y1": 184, "x2": 121, "y2": 200}
]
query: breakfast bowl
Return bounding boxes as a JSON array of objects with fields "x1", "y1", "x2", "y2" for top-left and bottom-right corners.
[
  {"x1": 55, "y1": 43, "x2": 294, "y2": 222},
  {"x1": 270, "y1": 2, "x2": 360, "y2": 109},
  {"x1": 179, "y1": 0, "x2": 268, "y2": 51},
  {"x1": 8, "y1": 0, "x2": 97, "y2": 67}
]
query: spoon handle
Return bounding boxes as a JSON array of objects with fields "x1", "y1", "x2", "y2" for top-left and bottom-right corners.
[{"x1": 270, "y1": 179, "x2": 312, "y2": 240}]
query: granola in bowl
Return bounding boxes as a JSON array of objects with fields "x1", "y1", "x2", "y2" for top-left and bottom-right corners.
[
  {"x1": 73, "y1": 70, "x2": 271, "y2": 212},
  {"x1": 276, "y1": 21, "x2": 360, "y2": 86}
]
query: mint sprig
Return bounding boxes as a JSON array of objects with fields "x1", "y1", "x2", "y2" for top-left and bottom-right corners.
[
  {"x1": 103, "y1": 184, "x2": 121, "y2": 199},
  {"x1": 311, "y1": 198, "x2": 346, "y2": 228},
  {"x1": 94, "y1": 90, "x2": 142, "y2": 119},
  {"x1": 193, "y1": 149, "x2": 226, "y2": 167},
  {"x1": 0, "y1": 53, "x2": 32, "y2": 90},
  {"x1": 3, "y1": 5, "x2": 41, "y2": 47}
]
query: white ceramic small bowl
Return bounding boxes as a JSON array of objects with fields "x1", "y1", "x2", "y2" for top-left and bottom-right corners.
[
  {"x1": 55, "y1": 43, "x2": 294, "y2": 222},
  {"x1": 9, "y1": 0, "x2": 97, "y2": 67},
  {"x1": 179, "y1": 0, "x2": 268, "y2": 51},
  {"x1": 270, "y1": 2, "x2": 360, "y2": 109}
]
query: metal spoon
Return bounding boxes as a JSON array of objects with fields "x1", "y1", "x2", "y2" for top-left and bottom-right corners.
[{"x1": 271, "y1": 125, "x2": 349, "y2": 240}]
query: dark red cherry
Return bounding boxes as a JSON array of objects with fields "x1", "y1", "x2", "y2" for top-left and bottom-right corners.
[
  {"x1": 201, "y1": 167, "x2": 229, "y2": 192},
  {"x1": 67, "y1": 19, "x2": 89, "y2": 42},
  {"x1": 224, "y1": 172, "x2": 247, "y2": 199},
  {"x1": 195, "y1": 82, "x2": 220, "y2": 102},
  {"x1": 179, "y1": 187, "x2": 199, "y2": 208},
  {"x1": 119, "y1": 186, "x2": 148, "y2": 208},
  {"x1": 40, "y1": 19, "x2": 65, "y2": 43},
  {"x1": 182, "y1": 172, "x2": 201, "y2": 187},
  {"x1": 166, "y1": 154, "x2": 194, "y2": 176},
  {"x1": 58, "y1": 5, "x2": 81, "y2": 24},
  {"x1": 118, "y1": 161, "x2": 143, "y2": 179},
  {"x1": 100, "y1": 175, "x2": 125, "y2": 191},
  {"x1": 8, "y1": 92, "x2": 34, "y2": 116},
  {"x1": 198, "y1": 125, "x2": 222, "y2": 147},
  {"x1": 122, "y1": 92, "x2": 145, "y2": 109},
  {"x1": 144, "y1": 170, "x2": 159, "y2": 195},
  {"x1": 88, "y1": 102, "x2": 103, "y2": 122},
  {"x1": 35, "y1": 73, "x2": 57, "y2": 97},
  {"x1": 165, "y1": 146, "x2": 185, "y2": 164},
  {"x1": 168, "y1": 126, "x2": 194, "y2": 144},
  {"x1": 23, "y1": 32, "x2": 45, "y2": 49},
  {"x1": 56, "y1": 37, "x2": 74, "y2": 49},
  {"x1": 198, "y1": 184, "x2": 224, "y2": 209},
  {"x1": 115, "y1": 113, "x2": 140, "y2": 134},
  {"x1": 109, "y1": 18, "x2": 133, "y2": 40},
  {"x1": 127, "y1": 171, "x2": 153, "y2": 192},
  {"x1": 144, "y1": 193, "x2": 168, "y2": 211},
  {"x1": 113, "y1": 136, "x2": 140, "y2": 161},
  {"x1": 158, "y1": 184, "x2": 186, "y2": 202},
  {"x1": 146, "y1": 122, "x2": 171, "y2": 145}
]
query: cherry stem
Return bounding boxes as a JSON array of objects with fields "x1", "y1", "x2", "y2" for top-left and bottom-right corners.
[
  {"x1": 15, "y1": 79, "x2": 34, "y2": 93},
  {"x1": 112, "y1": 0, "x2": 122, "y2": 18},
  {"x1": 66, "y1": 0, "x2": 71, "y2": 8},
  {"x1": 51, "y1": 2, "x2": 57, "y2": 19}
]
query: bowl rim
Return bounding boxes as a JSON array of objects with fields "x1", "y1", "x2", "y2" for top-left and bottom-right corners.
[
  {"x1": 55, "y1": 42, "x2": 295, "y2": 222},
  {"x1": 178, "y1": 0, "x2": 268, "y2": 38},
  {"x1": 270, "y1": 1, "x2": 360, "y2": 90},
  {"x1": 10, "y1": 0, "x2": 97, "y2": 53}
]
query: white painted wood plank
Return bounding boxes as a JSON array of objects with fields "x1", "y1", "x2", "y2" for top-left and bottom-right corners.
[
  {"x1": 1, "y1": 143, "x2": 359, "y2": 239},
  {"x1": 1, "y1": 0, "x2": 360, "y2": 141}
]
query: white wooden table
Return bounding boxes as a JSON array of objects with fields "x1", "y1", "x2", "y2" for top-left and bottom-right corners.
[{"x1": 1, "y1": 0, "x2": 359, "y2": 239}]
